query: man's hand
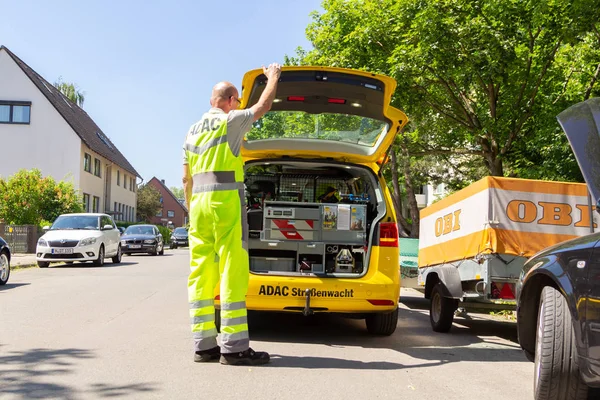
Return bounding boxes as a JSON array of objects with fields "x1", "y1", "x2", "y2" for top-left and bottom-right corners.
[
  {"x1": 263, "y1": 63, "x2": 281, "y2": 82},
  {"x1": 251, "y1": 62, "x2": 282, "y2": 121}
]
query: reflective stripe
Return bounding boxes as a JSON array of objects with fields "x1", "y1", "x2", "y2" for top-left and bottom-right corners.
[
  {"x1": 221, "y1": 301, "x2": 246, "y2": 311},
  {"x1": 193, "y1": 171, "x2": 236, "y2": 185},
  {"x1": 221, "y1": 338, "x2": 250, "y2": 354},
  {"x1": 189, "y1": 299, "x2": 214, "y2": 309},
  {"x1": 192, "y1": 182, "x2": 244, "y2": 194},
  {"x1": 191, "y1": 314, "x2": 214, "y2": 324},
  {"x1": 220, "y1": 330, "x2": 249, "y2": 342},
  {"x1": 221, "y1": 316, "x2": 248, "y2": 326},
  {"x1": 192, "y1": 328, "x2": 218, "y2": 339},
  {"x1": 185, "y1": 135, "x2": 227, "y2": 156}
]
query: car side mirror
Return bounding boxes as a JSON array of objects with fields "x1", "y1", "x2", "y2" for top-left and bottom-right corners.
[
  {"x1": 103, "y1": 224, "x2": 113, "y2": 230},
  {"x1": 43, "y1": 226, "x2": 50, "y2": 231}
]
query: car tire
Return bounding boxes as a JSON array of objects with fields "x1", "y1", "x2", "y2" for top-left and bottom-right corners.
[
  {"x1": 93, "y1": 245, "x2": 105, "y2": 267},
  {"x1": 172, "y1": 244, "x2": 177, "y2": 250},
  {"x1": 533, "y1": 286, "x2": 589, "y2": 400},
  {"x1": 159, "y1": 244, "x2": 164, "y2": 256},
  {"x1": 37, "y1": 261, "x2": 50, "y2": 268},
  {"x1": 112, "y1": 245, "x2": 122, "y2": 264},
  {"x1": 0, "y1": 251, "x2": 10, "y2": 285},
  {"x1": 430, "y1": 282, "x2": 458, "y2": 333},
  {"x1": 365, "y1": 307, "x2": 399, "y2": 336}
]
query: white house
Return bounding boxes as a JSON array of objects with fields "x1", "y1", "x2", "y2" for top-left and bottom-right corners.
[{"x1": 0, "y1": 45, "x2": 140, "y2": 222}]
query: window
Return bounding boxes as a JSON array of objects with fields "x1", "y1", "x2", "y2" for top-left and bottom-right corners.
[
  {"x1": 156, "y1": 210, "x2": 163, "y2": 217},
  {"x1": 84, "y1": 153, "x2": 92, "y2": 173},
  {"x1": 117, "y1": 170, "x2": 120, "y2": 186},
  {"x1": 0, "y1": 101, "x2": 31, "y2": 124},
  {"x1": 83, "y1": 193, "x2": 90, "y2": 212},
  {"x1": 167, "y1": 210, "x2": 175, "y2": 218},
  {"x1": 132, "y1": 207, "x2": 136, "y2": 221},
  {"x1": 92, "y1": 196, "x2": 100, "y2": 213},
  {"x1": 130, "y1": 178, "x2": 134, "y2": 191},
  {"x1": 114, "y1": 202, "x2": 117, "y2": 214},
  {"x1": 94, "y1": 158, "x2": 101, "y2": 177},
  {"x1": 124, "y1": 174, "x2": 127, "y2": 190}
]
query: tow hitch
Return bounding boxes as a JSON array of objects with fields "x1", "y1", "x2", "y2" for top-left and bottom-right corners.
[{"x1": 303, "y1": 288, "x2": 314, "y2": 316}]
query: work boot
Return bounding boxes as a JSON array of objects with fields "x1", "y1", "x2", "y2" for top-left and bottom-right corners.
[
  {"x1": 194, "y1": 346, "x2": 221, "y2": 362},
  {"x1": 220, "y1": 348, "x2": 270, "y2": 366}
]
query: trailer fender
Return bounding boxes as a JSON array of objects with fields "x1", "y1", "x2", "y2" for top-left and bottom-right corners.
[{"x1": 423, "y1": 266, "x2": 463, "y2": 300}]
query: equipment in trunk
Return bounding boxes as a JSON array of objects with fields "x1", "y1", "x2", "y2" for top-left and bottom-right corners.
[{"x1": 244, "y1": 162, "x2": 378, "y2": 276}]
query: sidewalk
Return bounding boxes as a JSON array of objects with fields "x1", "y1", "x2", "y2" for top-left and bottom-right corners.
[{"x1": 10, "y1": 253, "x2": 38, "y2": 267}]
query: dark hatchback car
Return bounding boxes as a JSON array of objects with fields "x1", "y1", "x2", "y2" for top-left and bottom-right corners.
[
  {"x1": 120, "y1": 224, "x2": 164, "y2": 256},
  {"x1": 0, "y1": 236, "x2": 10, "y2": 285},
  {"x1": 169, "y1": 227, "x2": 188, "y2": 249},
  {"x1": 516, "y1": 97, "x2": 600, "y2": 400}
]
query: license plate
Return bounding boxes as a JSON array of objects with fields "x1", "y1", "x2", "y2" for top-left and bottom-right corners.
[
  {"x1": 52, "y1": 248, "x2": 73, "y2": 254},
  {"x1": 130, "y1": 245, "x2": 142, "y2": 249}
]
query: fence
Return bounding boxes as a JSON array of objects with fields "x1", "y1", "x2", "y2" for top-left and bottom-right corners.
[{"x1": 0, "y1": 224, "x2": 40, "y2": 253}]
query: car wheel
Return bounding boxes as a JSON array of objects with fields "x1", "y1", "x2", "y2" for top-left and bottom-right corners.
[
  {"x1": 365, "y1": 308, "x2": 399, "y2": 335},
  {"x1": 159, "y1": 244, "x2": 164, "y2": 256},
  {"x1": 533, "y1": 286, "x2": 589, "y2": 400},
  {"x1": 0, "y1": 251, "x2": 10, "y2": 285},
  {"x1": 430, "y1": 282, "x2": 458, "y2": 333},
  {"x1": 112, "y1": 245, "x2": 122, "y2": 264},
  {"x1": 93, "y1": 245, "x2": 105, "y2": 267},
  {"x1": 37, "y1": 261, "x2": 50, "y2": 268}
]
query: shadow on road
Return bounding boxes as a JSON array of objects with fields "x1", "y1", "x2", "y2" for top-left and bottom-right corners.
[
  {"x1": 0, "y1": 283, "x2": 31, "y2": 292},
  {"x1": 0, "y1": 347, "x2": 158, "y2": 399},
  {"x1": 248, "y1": 293, "x2": 527, "y2": 370},
  {"x1": 49, "y1": 262, "x2": 138, "y2": 269}
]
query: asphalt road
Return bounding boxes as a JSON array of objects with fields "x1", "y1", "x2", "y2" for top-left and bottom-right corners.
[{"x1": 0, "y1": 249, "x2": 533, "y2": 400}]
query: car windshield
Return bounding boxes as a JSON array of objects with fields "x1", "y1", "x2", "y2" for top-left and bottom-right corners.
[
  {"x1": 174, "y1": 228, "x2": 187, "y2": 235},
  {"x1": 125, "y1": 226, "x2": 155, "y2": 235},
  {"x1": 246, "y1": 111, "x2": 388, "y2": 147},
  {"x1": 51, "y1": 215, "x2": 99, "y2": 230}
]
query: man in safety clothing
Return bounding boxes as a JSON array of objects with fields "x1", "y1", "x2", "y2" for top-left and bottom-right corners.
[{"x1": 182, "y1": 63, "x2": 281, "y2": 366}]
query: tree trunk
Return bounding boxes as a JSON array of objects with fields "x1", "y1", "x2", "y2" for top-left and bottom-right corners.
[
  {"x1": 390, "y1": 149, "x2": 411, "y2": 236},
  {"x1": 398, "y1": 140, "x2": 420, "y2": 238},
  {"x1": 484, "y1": 153, "x2": 504, "y2": 176}
]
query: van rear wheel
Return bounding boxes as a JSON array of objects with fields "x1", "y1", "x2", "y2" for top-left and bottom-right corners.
[{"x1": 366, "y1": 308, "x2": 398, "y2": 336}]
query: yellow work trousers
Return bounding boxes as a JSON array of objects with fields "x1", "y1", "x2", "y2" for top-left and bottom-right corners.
[{"x1": 187, "y1": 187, "x2": 249, "y2": 354}]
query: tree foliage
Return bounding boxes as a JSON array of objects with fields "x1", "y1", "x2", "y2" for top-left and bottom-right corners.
[
  {"x1": 169, "y1": 186, "x2": 185, "y2": 200},
  {"x1": 288, "y1": 0, "x2": 600, "y2": 236},
  {"x1": 0, "y1": 169, "x2": 83, "y2": 225},
  {"x1": 136, "y1": 184, "x2": 162, "y2": 222},
  {"x1": 54, "y1": 77, "x2": 86, "y2": 107}
]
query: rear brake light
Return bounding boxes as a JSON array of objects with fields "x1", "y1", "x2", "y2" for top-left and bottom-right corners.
[
  {"x1": 328, "y1": 98, "x2": 346, "y2": 104},
  {"x1": 215, "y1": 295, "x2": 220, "y2": 301},
  {"x1": 379, "y1": 222, "x2": 398, "y2": 247},
  {"x1": 287, "y1": 96, "x2": 305, "y2": 102},
  {"x1": 491, "y1": 282, "x2": 515, "y2": 300},
  {"x1": 367, "y1": 299, "x2": 395, "y2": 306}
]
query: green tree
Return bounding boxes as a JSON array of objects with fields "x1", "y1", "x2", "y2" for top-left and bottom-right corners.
[
  {"x1": 169, "y1": 187, "x2": 185, "y2": 200},
  {"x1": 136, "y1": 184, "x2": 162, "y2": 222},
  {"x1": 0, "y1": 169, "x2": 82, "y2": 225},
  {"x1": 54, "y1": 76, "x2": 86, "y2": 107},
  {"x1": 289, "y1": 0, "x2": 600, "y2": 236}
]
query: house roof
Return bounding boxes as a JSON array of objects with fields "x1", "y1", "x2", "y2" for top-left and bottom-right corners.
[
  {"x1": 0, "y1": 46, "x2": 141, "y2": 178},
  {"x1": 148, "y1": 177, "x2": 188, "y2": 213}
]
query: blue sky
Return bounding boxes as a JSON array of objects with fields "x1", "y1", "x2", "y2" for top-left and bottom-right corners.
[{"x1": 0, "y1": 0, "x2": 322, "y2": 189}]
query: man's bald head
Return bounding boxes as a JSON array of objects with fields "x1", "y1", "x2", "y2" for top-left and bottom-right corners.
[{"x1": 210, "y1": 82, "x2": 240, "y2": 113}]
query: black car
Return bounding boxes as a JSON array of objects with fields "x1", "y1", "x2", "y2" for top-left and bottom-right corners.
[
  {"x1": 120, "y1": 224, "x2": 165, "y2": 256},
  {"x1": 0, "y1": 236, "x2": 10, "y2": 285},
  {"x1": 516, "y1": 97, "x2": 600, "y2": 400},
  {"x1": 170, "y1": 227, "x2": 188, "y2": 249}
]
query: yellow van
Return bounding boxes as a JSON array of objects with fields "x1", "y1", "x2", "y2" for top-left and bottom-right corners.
[{"x1": 216, "y1": 66, "x2": 408, "y2": 335}]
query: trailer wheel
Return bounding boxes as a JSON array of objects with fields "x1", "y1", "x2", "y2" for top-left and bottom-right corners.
[
  {"x1": 366, "y1": 308, "x2": 399, "y2": 336},
  {"x1": 533, "y1": 286, "x2": 589, "y2": 400},
  {"x1": 430, "y1": 282, "x2": 458, "y2": 333}
]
